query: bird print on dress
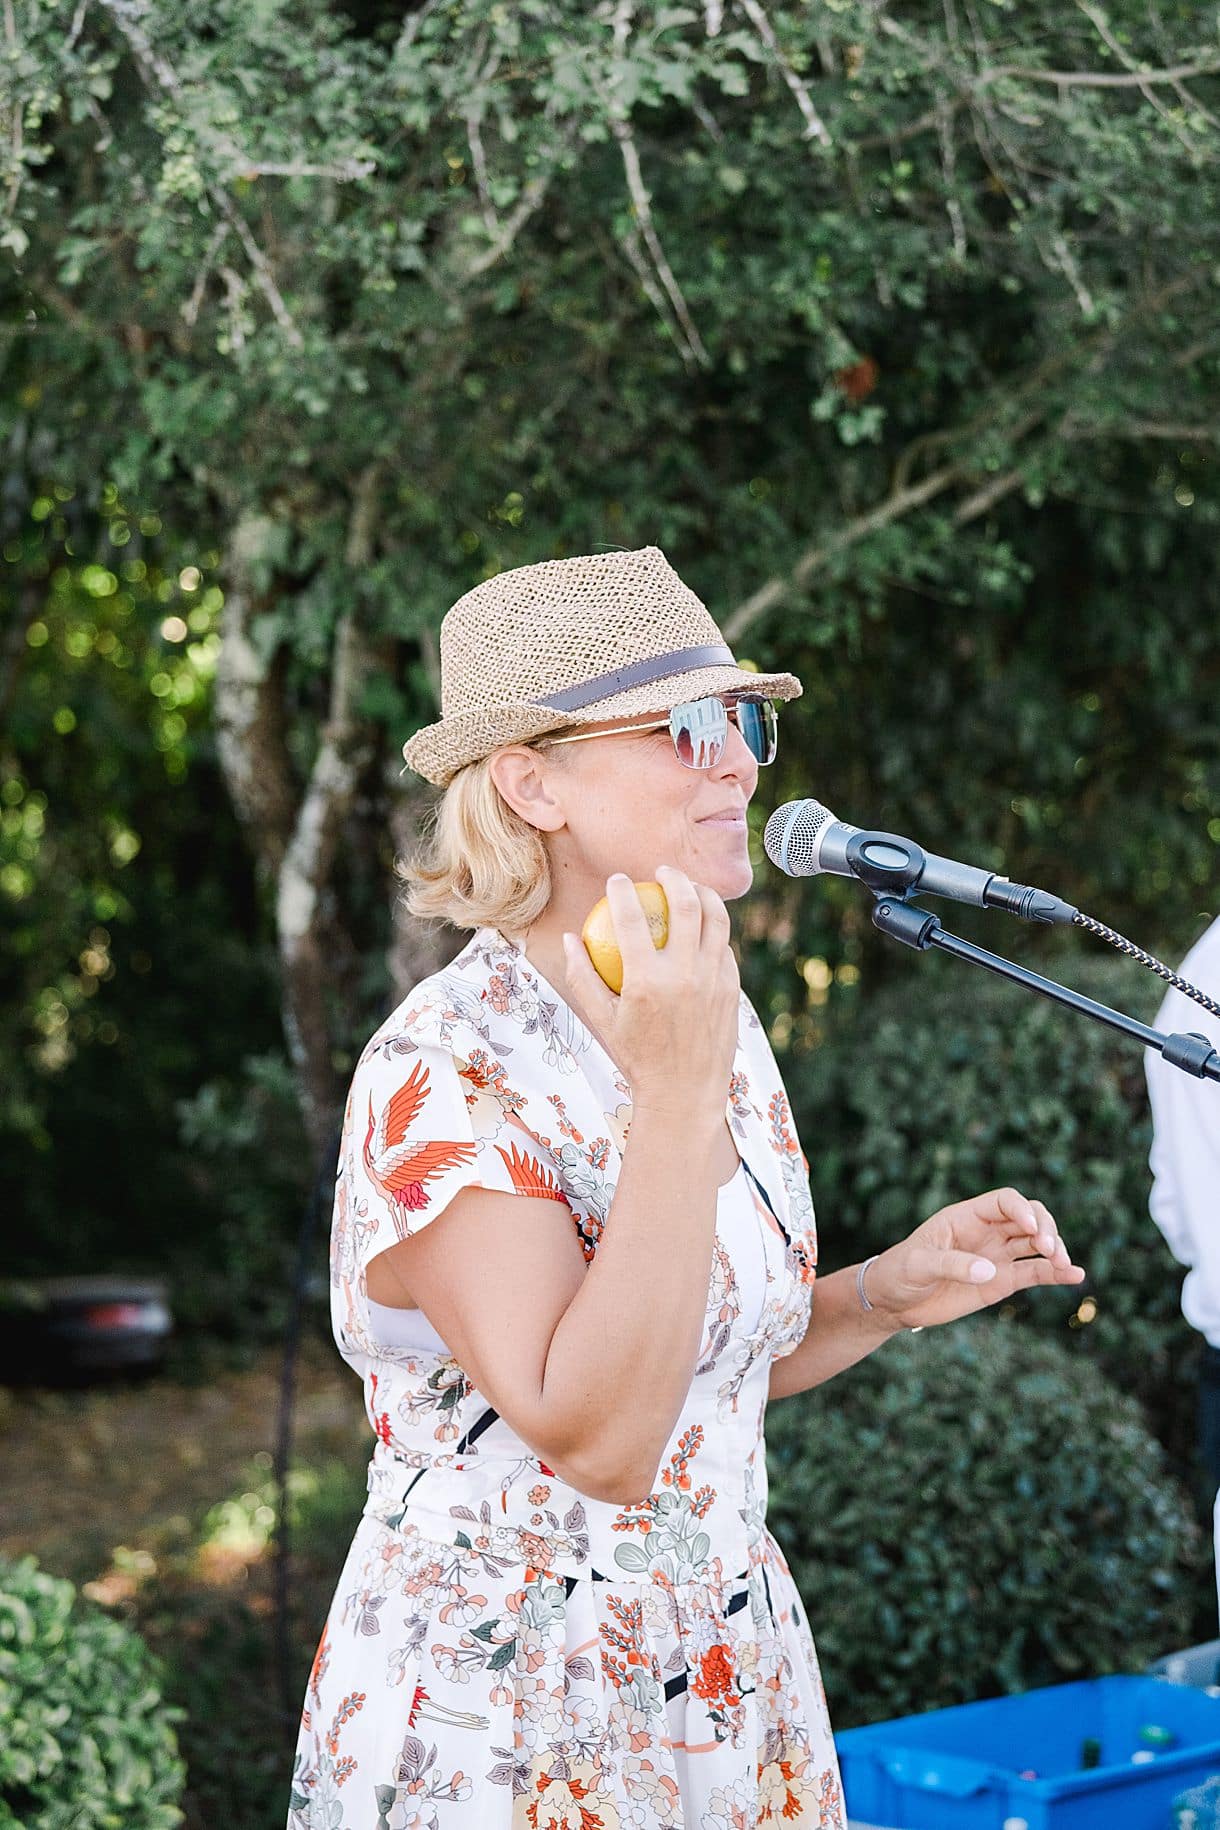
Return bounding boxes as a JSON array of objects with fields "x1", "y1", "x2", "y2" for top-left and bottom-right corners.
[{"x1": 363, "y1": 1057, "x2": 479, "y2": 1232}]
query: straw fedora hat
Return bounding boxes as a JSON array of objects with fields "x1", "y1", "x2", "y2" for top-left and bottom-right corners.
[{"x1": 400, "y1": 545, "x2": 803, "y2": 787}]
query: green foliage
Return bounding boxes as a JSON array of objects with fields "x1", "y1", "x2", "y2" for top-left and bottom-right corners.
[
  {"x1": 0, "y1": 1555, "x2": 186, "y2": 1830},
  {"x1": 0, "y1": 535, "x2": 313, "y2": 1331},
  {"x1": 8, "y1": 0, "x2": 1217, "y2": 1012},
  {"x1": 782, "y1": 950, "x2": 1195, "y2": 1416},
  {"x1": 3, "y1": 4, "x2": 1218, "y2": 1331},
  {"x1": 764, "y1": 1316, "x2": 1202, "y2": 1728},
  {"x1": 172, "y1": 1050, "x2": 314, "y2": 1337}
]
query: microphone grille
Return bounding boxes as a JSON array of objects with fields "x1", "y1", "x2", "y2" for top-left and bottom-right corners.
[{"x1": 763, "y1": 799, "x2": 834, "y2": 876}]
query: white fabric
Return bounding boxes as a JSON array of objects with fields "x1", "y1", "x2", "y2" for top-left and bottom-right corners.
[
  {"x1": 362, "y1": 1160, "x2": 755, "y2": 1356},
  {"x1": 290, "y1": 927, "x2": 843, "y2": 1830},
  {"x1": 1143, "y1": 914, "x2": 1220, "y2": 1346}
]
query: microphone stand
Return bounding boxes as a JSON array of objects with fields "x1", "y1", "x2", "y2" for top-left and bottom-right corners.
[{"x1": 870, "y1": 897, "x2": 1220, "y2": 1082}]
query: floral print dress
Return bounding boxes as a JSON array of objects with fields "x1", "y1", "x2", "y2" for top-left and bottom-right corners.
[{"x1": 289, "y1": 925, "x2": 846, "y2": 1830}]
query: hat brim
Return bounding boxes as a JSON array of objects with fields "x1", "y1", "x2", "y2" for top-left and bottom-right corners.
[{"x1": 401, "y1": 665, "x2": 803, "y2": 787}]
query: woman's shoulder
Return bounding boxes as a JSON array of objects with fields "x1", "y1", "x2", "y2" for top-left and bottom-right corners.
[{"x1": 352, "y1": 929, "x2": 498, "y2": 1066}]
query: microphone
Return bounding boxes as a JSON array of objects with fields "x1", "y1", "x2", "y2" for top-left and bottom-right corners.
[{"x1": 763, "y1": 799, "x2": 1078, "y2": 926}]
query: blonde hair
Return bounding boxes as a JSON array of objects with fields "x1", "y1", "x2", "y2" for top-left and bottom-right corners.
[{"x1": 395, "y1": 738, "x2": 569, "y2": 934}]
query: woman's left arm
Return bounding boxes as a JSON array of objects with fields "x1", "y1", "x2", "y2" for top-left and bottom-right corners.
[{"x1": 768, "y1": 1185, "x2": 1086, "y2": 1404}]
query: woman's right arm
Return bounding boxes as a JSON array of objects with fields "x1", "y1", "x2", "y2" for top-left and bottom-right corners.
[
  {"x1": 372, "y1": 1094, "x2": 726, "y2": 1505},
  {"x1": 368, "y1": 867, "x2": 738, "y2": 1506}
]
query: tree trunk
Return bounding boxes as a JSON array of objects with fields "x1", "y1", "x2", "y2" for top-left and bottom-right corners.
[{"x1": 215, "y1": 484, "x2": 389, "y2": 1161}]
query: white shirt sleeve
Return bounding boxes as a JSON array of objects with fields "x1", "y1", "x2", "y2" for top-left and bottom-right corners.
[{"x1": 1143, "y1": 915, "x2": 1220, "y2": 1345}]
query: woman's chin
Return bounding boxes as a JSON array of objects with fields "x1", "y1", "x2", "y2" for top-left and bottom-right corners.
[{"x1": 712, "y1": 853, "x2": 755, "y2": 901}]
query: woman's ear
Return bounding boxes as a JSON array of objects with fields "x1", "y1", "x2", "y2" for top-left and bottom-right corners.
[{"x1": 488, "y1": 746, "x2": 569, "y2": 833}]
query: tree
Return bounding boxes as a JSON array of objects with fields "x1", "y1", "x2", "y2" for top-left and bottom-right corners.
[{"x1": 4, "y1": 0, "x2": 1219, "y2": 1165}]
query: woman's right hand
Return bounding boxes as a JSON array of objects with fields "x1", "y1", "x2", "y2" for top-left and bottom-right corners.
[{"x1": 561, "y1": 865, "x2": 741, "y2": 1121}]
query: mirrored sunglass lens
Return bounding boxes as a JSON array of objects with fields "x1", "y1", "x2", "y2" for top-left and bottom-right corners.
[
  {"x1": 670, "y1": 698, "x2": 727, "y2": 768},
  {"x1": 734, "y1": 697, "x2": 777, "y2": 764}
]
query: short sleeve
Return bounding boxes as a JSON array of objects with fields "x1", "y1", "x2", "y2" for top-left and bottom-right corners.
[{"x1": 334, "y1": 1031, "x2": 574, "y2": 1294}]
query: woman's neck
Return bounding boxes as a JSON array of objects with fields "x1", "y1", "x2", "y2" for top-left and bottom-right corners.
[{"x1": 503, "y1": 920, "x2": 568, "y2": 999}]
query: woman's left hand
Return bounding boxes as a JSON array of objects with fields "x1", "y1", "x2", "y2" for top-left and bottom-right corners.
[{"x1": 863, "y1": 1185, "x2": 1086, "y2": 1333}]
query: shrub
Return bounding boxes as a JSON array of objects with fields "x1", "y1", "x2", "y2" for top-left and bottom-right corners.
[
  {"x1": 170, "y1": 1049, "x2": 314, "y2": 1340},
  {"x1": 785, "y1": 951, "x2": 1194, "y2": 1421},
  {"x1": 765, "y1": 1313, "x2": 1202, "y2": 1729},
  {"x1": 0, "y1": 1555, "x2": 186, "y2": 1830}
]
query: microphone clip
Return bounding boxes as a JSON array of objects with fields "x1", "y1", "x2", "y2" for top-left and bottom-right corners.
[{"x1": 845, "y1": 831, "x2": 933, "y2": 898}]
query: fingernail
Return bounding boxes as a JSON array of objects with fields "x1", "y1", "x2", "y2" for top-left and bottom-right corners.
[{"x1": 971, "y1": 1260, "x2": 996, "y2": 1281}]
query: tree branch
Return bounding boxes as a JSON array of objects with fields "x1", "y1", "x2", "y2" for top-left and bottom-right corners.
[
  {"x1": 98, "y1": 0, "x2": 305, "y2": 346},
  {"x1": 733, "y1": 0, "x2": 831, "y2": 145},
  {"x1": 608, "y1": 0, "x2": 710, "y2": 370},
  {"x1": 1073, "y1": 0, "x2": 1202, "y2": 154},
  {"x1": 980, "y1": 55, "x2": 1220, "y2": 90},
  {"x1": 723, "y1": 272, "x2": 1203, "y2": 643},
  {"x1": 2, "y1": 0, "x2": 23, "y2": 227},
  {"x1": 1068, "y1": 419, "x2": 1220, "y2": 441},
  {"x1": 462, "y1": 29, "x2": 501, "y2": 237},
  {"x1": 722, "y1": 454, "x2": 976, "y2": 643},
  {"x1": 936, "y1": 90, "x2": 967, "y2": 260}
]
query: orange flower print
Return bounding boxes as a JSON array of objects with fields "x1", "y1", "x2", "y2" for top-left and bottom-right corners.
[
  {"x1": 661, "y1": 1424, "x2": 703, "y2": 1491},
  {"x1": 818, "y1": 1764, "x2": 845, "y2": 1821},
  {"x1": 457, "y1": 1048, "x2": 498, "y2": 1089},
  {"x1": 516, "y1": 1529, "x2": 554, "y2": 1567},
  {"x1": 546, "y1": 1093, "x2": 585, "y2": 1143},
  {"x1": 324, "y1": 1690, "x2": 365, "y2": 1756},
  {"x1": 757, "y1": 1748, "x2": 817, "y2": 1824},
  {"x1": 599, "y1": 1594, "x2": 659, "y2": 1699},
  {"x1": 767, "y1": 1090, "x2": 800, "y2": 1161},
  {"x1": 692, "y1": 1642, "x2": 741, "y2": 1709},
  {"x1": 486, "y1": 969, "x2": 512, "y2": 1014},
  {"x1": 307, "y1": 1622, "x2": 330, "y2": 1708},
  {"x1": 524, "y1": 1755, "x2": 618, "y2": 1830}
]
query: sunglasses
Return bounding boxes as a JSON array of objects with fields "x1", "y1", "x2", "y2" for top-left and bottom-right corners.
[{"x1": 543, "y1": 693, "x2": 778, "y2": 770}]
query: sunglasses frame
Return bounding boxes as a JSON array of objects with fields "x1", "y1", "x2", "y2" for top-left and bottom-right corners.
[{"x1": 541, "y1": 692, "x2": 777, "y2": 769}]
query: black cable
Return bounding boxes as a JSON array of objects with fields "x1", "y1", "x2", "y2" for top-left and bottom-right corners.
[
  {"x1": 1071, "y1": 911, "x2": 1220, "y2": 1021},
  {"x1": 272, "y1": 1120, "x2": 343, "y2": 1729}
]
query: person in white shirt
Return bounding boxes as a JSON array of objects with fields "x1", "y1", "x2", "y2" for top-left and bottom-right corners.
[{"x1": 1143, "y1": 912, "x2": 1220, "y2": 1624}]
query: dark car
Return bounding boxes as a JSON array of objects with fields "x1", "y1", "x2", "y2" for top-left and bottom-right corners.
[{"x1": 0, "y1": 1276, "x2": 173, "y2": 1385}]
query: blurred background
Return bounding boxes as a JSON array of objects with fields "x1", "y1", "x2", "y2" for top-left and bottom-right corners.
[{"x1": 3, "y1": 2, "x2": 1219, "y2": 1825}]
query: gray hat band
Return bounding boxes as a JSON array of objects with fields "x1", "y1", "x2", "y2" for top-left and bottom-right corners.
[{"x1": 528, "y1": 643, "x2": 736, "y2": 714}]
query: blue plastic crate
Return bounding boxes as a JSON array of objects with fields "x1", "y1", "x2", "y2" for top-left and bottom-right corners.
[{"x1": 835, "y1": 1676, "x2": 1220, "y2": 1830}]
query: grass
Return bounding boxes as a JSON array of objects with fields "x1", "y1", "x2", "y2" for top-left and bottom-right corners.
[
  {"x1": 0, "y1": 1326, "x2": 368, "y2": 1830},
  {"x1": 4, "y1": 1324, "x2": 1219, "y2": 1828}
]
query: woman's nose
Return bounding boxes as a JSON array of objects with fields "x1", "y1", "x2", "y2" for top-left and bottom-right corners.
[{"x1": 716, "y1": 720, "x2": 758, "y2": 786}]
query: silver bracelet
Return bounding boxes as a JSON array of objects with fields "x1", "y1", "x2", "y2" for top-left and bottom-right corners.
[{"x1": 857, "y1": 1253, "x2": 923, "y2": 1332}]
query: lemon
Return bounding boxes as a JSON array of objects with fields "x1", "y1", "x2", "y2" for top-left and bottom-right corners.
[{"x1": 580, "y1": 881, "x2": 669, "y2": 993}]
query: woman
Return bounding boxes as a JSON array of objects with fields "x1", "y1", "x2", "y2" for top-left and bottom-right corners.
[{"x1": 288, "y1": 545, "x2": 1084, "y2": 1830}]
